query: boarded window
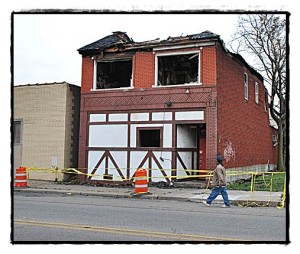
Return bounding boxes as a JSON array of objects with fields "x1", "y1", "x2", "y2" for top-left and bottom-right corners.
[
  {"x1": 96, "y1": 59, "x2": 132, "y2": 89},
  {"x1": 138, "y1": 128, "x2": 162, "y2": 147},
  {"x1": 13, "y1": 120, "x2": 21, "y2": 144},
  {"x1": 157, "y1": 53, "x2": 199, "y2": 86}
]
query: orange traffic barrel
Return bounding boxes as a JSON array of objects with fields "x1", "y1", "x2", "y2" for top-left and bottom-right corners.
[
  {"x1": 134, "y1": 168, "x2": 148, "y2": 194},
  {"x1": 15, "y1": 167, "x2": 27, "y2": 187}
]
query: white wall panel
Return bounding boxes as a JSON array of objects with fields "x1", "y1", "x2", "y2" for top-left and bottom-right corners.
[
  {"x1": 89, "y1": 114, "x2": 106, "y2": 122},
  {"x1": 175, "y1": 111, "x2": 204, "y2": 121},
  {"x1": 109, "y1": 113, "x2": 128, "y2": 122},
  {"x1": 107, "y1": 151, "x2": 128, "y2": 180},
  {"x1": 130, "y1": 151, "x2": 148, "y2": 171},
  {"x1": 130, "y1": 112, "x2": 149, "y2": 121},
  {"x1": 152, "y1": 112, "x2": 172, "y2": 121},
  {"x1": 163, "y1": 124, "x2": 172, "y2": 148},
  {"x1": 89, "y1": 125, "x2": 128, "y2": 147},
  {"x1": 88, "y1": 151, "x2": 104, "y2": 180},
  {"x1": 152, "y1": 151, "x2": 172, "y2": 182}
]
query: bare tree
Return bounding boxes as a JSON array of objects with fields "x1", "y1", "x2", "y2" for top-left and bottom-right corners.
[{"x1": 230, "y1": 14, "x2": 287, "y2": 171}]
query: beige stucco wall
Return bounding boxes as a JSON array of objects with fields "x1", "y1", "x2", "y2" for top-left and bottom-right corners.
[{"x1": 14, "y1": 82, "x2": 78, "y2": 180}]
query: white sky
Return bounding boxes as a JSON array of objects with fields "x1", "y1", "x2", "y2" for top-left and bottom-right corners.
[
  {"x1": 1, "y1": 0, "x2": 300, "y2": 252},
  {"x1": 13, "y1": 13, "x2": 240, "y2": 86}
]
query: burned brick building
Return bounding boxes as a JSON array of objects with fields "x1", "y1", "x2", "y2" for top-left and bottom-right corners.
[{"x1": 77, "y1": 31, "x2": 278, "y2": 183}]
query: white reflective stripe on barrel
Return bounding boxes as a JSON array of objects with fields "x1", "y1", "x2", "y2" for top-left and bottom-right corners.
[{"x1": 135, "y1": 184, "x2": 148, "y2": 188}]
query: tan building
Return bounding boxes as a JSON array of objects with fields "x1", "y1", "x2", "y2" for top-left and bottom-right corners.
[{"x1": 13, "y1": 82, "x2": 80, "y2": 180}]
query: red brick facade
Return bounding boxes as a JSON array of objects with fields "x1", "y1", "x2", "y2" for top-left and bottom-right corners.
[
  {"x1": 133, "y1": 52, "x2": 155, "y2": 88},
  {"x1": 81, "y1": 57, "x2": 94, "y2": 92},
  {"x1": 78, "y1": 37, "x2": 277, "y2": 177},
  {"x1": 202, "y1": 46, "x2": 217, "y2": 85},
  {"x1": 216, "y1": 44, "x2": 277, "y2": 167}
]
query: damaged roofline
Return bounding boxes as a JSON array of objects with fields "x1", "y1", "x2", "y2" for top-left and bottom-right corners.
[{"x1": 152, "y1": 41, "x2": 216, "y2": 51}]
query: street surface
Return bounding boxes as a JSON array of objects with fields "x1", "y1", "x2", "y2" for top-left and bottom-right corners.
[{"x1": 13, "y1": 192, "x2": 287, "y2": 242}]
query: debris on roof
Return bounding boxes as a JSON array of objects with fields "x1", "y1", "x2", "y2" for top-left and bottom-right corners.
[
  {"x1": 77, "y1": 30, "x2": 263, "y2": 83},
  {"x1": 78, "y1": 31, "x2": 133, "y2": 53},
  {"x1": 78, "y1": 30, "x2": 220, "y2": 54},
  {"x1": 188, "y1": 30, "x2": 220, "y2": 40}
]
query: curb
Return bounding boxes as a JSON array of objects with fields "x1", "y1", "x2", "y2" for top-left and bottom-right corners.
[{"x1": 14, "y1": 188, "x2": 282, "y2": 207}]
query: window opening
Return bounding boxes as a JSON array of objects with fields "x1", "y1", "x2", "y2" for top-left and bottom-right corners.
[
  {"x1": 96, "y1": 59, "x2": 132, "y2": 89},
  {"x1": 244, "y1": 73, "x2": 248, "y2": 100},
  {"x1": 255, "y1": 81, "x2": 259, "y2": 104},
  {"x1": 157, "y1": 53, "x2": 199, "y2": 86},
  {"x1": 138, "y1": 128, "x2": 162, "y2": 147},
  {"x1": 13, "y1": 121, "x2": 21, "y2": 144},
  {"x1": 264, "y1": 91, "x2": 268, "y2": 112}
]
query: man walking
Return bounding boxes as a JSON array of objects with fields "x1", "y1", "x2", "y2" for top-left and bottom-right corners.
[{"x1": 202, "y1": 156, "x2": 230, "y2": 207}]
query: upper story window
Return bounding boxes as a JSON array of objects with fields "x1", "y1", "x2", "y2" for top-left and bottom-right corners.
[
  {"x1": 255, "y1": 81, "x2": 259, "y2": 104},
  {"x1": 264, "y1": 91, "x2": 268, "y2": 112},
  {"x1": 95, "y1": 59, "x2": 132, "y2": 90},
  {"x1": 155, "y1": 51, "x2": 200, "y2": 87},
  {"x1": 244, "y1": 73, "x2": 248, "y2": 101}
]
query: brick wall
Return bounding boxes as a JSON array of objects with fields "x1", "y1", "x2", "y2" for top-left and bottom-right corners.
[
  {"x1": 202, "y1": 46, "x2": 217, "y2": 85},
  {"x1": 133, "y1": 52, "x2": 155, "y2": 88},
  {"x1": 81, "y1": 57, "x2": 94, "y2": 92},
  {"x1": 13, "y1": 83, "x2": 80, "y2": 172},
  {"x1": 216, "y1": 44, "x2": 278, "y2": 168}
]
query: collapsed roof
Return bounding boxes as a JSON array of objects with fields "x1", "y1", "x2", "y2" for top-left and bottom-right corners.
[
  {"x1": 78, "y1": 30, "x2": 263, "y2": 82},
  {"x1": 78, "y1": 30, "x2": 220, "y2": 55}
]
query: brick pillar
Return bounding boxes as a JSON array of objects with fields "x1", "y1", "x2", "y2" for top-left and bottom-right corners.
[
  {"x1": 133, "y1": 52, "x2": 155, "y2": 88},
  {"x1": 206, "y1": 105, "x2": 218, "y2": 169},
  {"x1": 78, "y1": 97, "x2": 88, "y2": 182},
  {"x1": 81, "y1": 57, "x2": 94, "y2": 92}
]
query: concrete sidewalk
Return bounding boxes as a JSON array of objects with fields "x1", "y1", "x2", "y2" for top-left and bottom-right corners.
[{"x1": 13, "y1": 180, "x2": 285, "y2": 207}]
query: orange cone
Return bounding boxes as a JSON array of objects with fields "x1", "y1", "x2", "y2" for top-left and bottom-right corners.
[
  {"x1": 15, "y1": 167, "x2": 27, "y2": 187},
  {"x1": 134, "y1": 168, "x2": 148, "y2": 194}
]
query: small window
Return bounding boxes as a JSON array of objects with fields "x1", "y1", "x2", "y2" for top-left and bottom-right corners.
[
  {"x1": 244, "y1": 73, "x2": 248, "y2": 100},
  {"x1": 264, "y1": 91, "x2": 268, "y2": 112},
  {"x1": 13, "y1": 120, "x2": 21, "y2": 144},
  {"x1": 138, "y1": 128, "x2": 162, "y2": 147},
  {"x1": 255, "y1": 82, "x2": 259, "y2": 104}
]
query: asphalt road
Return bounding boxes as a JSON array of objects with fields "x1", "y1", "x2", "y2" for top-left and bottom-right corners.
[{"x1": 13, "y1": 192, "x2": 287, "y2": 242}]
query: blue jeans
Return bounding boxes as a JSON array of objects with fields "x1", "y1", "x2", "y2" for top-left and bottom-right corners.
[{"x1": 206, "y1": 186, "x2": 230, "y2": 206}]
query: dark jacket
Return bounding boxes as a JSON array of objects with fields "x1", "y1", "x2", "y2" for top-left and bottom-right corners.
[{"x1": 211, "y1": 164, "x2": 227, "y2": 187}]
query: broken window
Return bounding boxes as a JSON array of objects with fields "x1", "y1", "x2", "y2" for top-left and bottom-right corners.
[
  {"x1": 138, "y1": 128, "x2": 162, "y2": 147},
  {"x1": 157, "y1": 53, "x2": 199, "y2": 86},
  {"x1": 96, "y1": 59, "x2": 132, "y2": 89}
]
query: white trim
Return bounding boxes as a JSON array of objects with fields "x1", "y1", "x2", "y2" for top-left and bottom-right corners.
[
  {"x1": 93, "y1": 59, "x2": 134, "y2": 91},
  {"x1": 154, "y1": 50, "x2": 201, "y2": 87},
  {"x1": 15, "y1": 179, "x2": 27, "y2": 183},
  {"x1": 93, "y1": 59, "x2": 97, "y2": 91},
  {"x1": 153, "y1": 42, "x2": 215, "y2": 51},
  {"x1": 135, "y1": 184, "x2": 148, "y2": 188},
  {"x1": 175, "y1": 111, "x2": 204, "y2": 121}
]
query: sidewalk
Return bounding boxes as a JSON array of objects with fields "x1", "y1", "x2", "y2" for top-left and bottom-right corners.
[{"x1": 14, "y1": 180, "x2": 284, "y2": 207}]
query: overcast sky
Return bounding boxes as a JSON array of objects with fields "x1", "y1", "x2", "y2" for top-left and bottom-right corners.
[{"x1": 13, "y1": 13, "x2": 241, "y2": 86}]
